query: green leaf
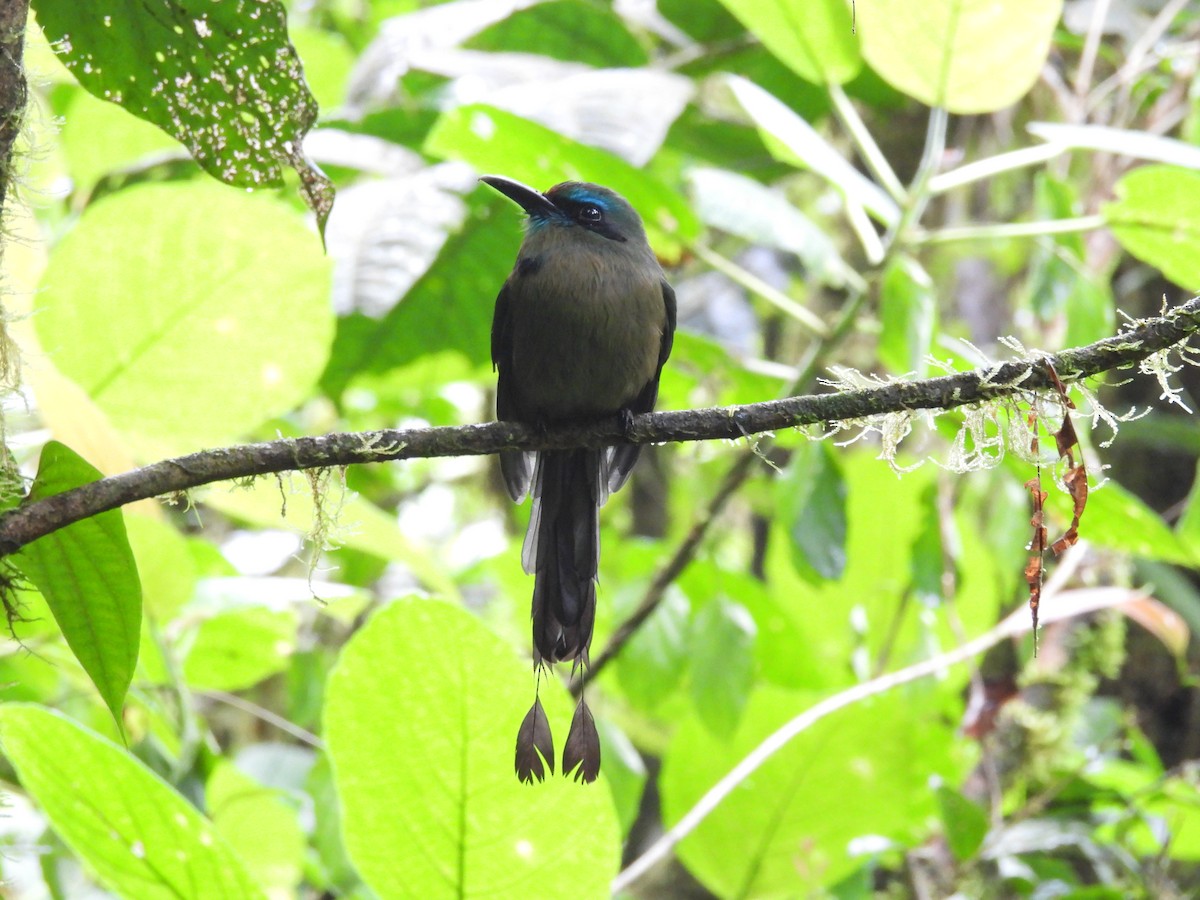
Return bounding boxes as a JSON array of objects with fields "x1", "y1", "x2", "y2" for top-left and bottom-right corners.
[
  {"x1": 208, "y1": 761, "x2": 305, "y2": 893},
  {"x1": 36, "y1": 0, "x2": 333, "y2": 227},
  {"x1": 323, "y1": 209, "x2": 508, "y2": 397},
  {"x1": 1104, "y1": 166, "x2": 1200, "y2": 290},
  {"x1": 324, "y1": 599, "x2": 620, "y2": 898},
  {"x1": 716, "y1": 0, "x2": 861, "y2": 85},
  {"x1": 289, "y1": 26, "x2": 355, "y2": 111},
  {"x1": 661, "y1": 687, "x2": 962, "y2": 894},
  {"x1": 1080, "y1": 479, "x2": 1197, "y2": 566},
  {"x1": 782, "y1": 441, "x2": 848, "y2": 581},
  {"x1": 689, "y1": 599, "x2": 756, "y2": 737},
  {"x1": 14, "y1": 441, "x2": 141, "y2": 723},
  {"x1": 616, "y1": 588, "x2": 691, "y2": 709},
  {"x1": 424, "y1": 105, "x2": 698, "y2": 257},
  {"x1": 857, "y1": 0, "x2": 1062, "y2": 113},
  {"x1": 35, "y1": 182, "x2": 334, "y2": 450},
  {"x1": 878, "y1": 255, "x2": 936, "y2": 376},
  {"x1": 1176, "y1": 458, "x2": 1200, "y2": 556},
  {"x1": 183, "y1": 607, "x2": 297, "y2": 691},
  {"x1": 0, "y1": 705, "x2": 264, "y2": 898},
  {"x1": 659, "y1": 0, "x2": 743, "y2": 43},
  {"x1": 910, "y1": 484, "x2": 945, "y2": 605},
  {"x1": 466, "y1": 0, "x2": 647, "y2": 67},
  {"x1": 766, "y1": 451, "x2": 943, "y2": 678},
  {"x1": 936, "y1": 785, "x2": 988, "y2": 860}
]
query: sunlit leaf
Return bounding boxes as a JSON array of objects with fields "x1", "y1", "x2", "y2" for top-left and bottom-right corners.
[
  {"x1": 857, "y1": 0, "x2": 1061, "y2": 113},
  {"x1": 0, "y1": 705, "x2": 263, "y2": 899},
  {"x1": 324, "y1": 599, "x2": 620, "y2": 897},
  {"x1": 716, "y1": 0, "x2": 860, "y2": 85},
  {"x1": 34, "y1": 182, "x2": 334, "y2": 450},
  {"x1": 1105, "y1": 166, "x2": 1200, "y2": 290}
]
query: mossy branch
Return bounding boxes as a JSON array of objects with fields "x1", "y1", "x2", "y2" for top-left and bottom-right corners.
[{"x1": 0, "y1": 295, "x2": 1197, "y2": 556}]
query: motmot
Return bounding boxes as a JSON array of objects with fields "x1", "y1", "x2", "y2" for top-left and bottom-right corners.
[{"x1": 482, "y1": 175, "x2": 676, "y2": 783}]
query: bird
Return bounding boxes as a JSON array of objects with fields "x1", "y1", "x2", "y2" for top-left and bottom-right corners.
[{"x1": 481, "y1": 175, "x2": 676, "y2": 783}]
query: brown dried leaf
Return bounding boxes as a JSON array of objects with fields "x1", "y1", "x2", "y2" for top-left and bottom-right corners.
[
  {"x1": 1053, "y1": 414, "x2": 1080, "y2": 464},
  {"x1": 1051, "y1": 464, "x2": 1088, "y2": 555},
  {"x1": 515, "y1": 696, "x2": 554, "y2": 784},
  {"x1": 563, "y1": 699, "x2": 601, "y2": 784},
  {"x1": 1024, "y1": 470, "x2": 1047, "y2": 641}
]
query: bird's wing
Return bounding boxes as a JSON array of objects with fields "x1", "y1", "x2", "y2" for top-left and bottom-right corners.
[
  {"x1": 492, "y1": 281, "x2": 534, "y2": 501},
  {"x1": 657, "y1": 277, "x2": 677, "y2": 375},
  {"x1": 604, "y1": 278, "x2": 678, "y2": 494}
]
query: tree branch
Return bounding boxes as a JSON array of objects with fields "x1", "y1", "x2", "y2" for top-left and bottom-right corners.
[{"x1": 0, "y1": 295, "x2": 1196, "y2": 556}]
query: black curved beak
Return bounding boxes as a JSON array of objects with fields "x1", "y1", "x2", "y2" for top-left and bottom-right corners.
[{"x1": 480, "y1": 175, "x2": 560, "y2": 219}]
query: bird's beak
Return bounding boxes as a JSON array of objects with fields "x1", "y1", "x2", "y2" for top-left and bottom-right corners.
[{"x1": 480, "y1": 175, "x2": 560, "y2": 219}]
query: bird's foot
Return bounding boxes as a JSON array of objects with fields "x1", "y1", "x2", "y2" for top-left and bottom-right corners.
[{"x1": 616, "y1": 407, "x2": 635, "y2": 436}]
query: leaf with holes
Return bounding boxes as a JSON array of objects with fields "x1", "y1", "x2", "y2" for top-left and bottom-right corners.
[{"x1": 36, "y1": 0, "x2": 333, "y2": 229}]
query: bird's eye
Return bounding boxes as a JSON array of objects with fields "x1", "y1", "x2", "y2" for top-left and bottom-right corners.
[{"x1": 579, "y1": 205, "x2": 603, "y2": 224}]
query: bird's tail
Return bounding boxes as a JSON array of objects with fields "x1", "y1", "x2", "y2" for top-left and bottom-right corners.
[{"x1": 523, "y1": 449, "x2": 601, "y2": 666}]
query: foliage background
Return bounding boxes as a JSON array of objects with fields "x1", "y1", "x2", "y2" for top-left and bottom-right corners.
[{"x1": 1, "y1": 0, "x2": 1199, "y2": 897}]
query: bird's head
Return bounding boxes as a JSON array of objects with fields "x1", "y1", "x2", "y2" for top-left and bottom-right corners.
[{"x1": 480, "y1": 175, "x2": 647, "y2": 246}]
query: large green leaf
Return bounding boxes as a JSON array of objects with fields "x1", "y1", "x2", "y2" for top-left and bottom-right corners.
[
  {"x1": 424, "y1": 105, "x2": 698, "y2": 257},
  {"x1": 1104, "y1": 166, "x2": 1200, "y2": 290},
  {"x1": 35, "y1": 0, "x2": 333, "y2": 226},
  {"x1": 324, "y1": 599, "x2": 620, "y2": 899},
  {"x1": 661, "y1": 686, "x2": 961, "y2": 893},
  {"x1": 34, "y1": 182, "x2": 334, "y2": 449},
  {"x1": 857, "y1": 0, "x2": 1061, "y2": 113},
  {"x1": 14, "y1": 442, "x2": 141, "y2": 723},
  {"x1": 716, "y1": 0, "x2": 860, "y2": 85},
  {"x1": 0, "y1": 705, "x2": 264, "y2": 898},
  {"x1": 183, "y1": 606, "x2": 298, "y2": 691}
]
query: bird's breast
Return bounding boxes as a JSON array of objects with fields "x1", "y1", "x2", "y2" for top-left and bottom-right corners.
[{"x1": 506, "y1": 247, "x2": 664, "y2": 422}]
